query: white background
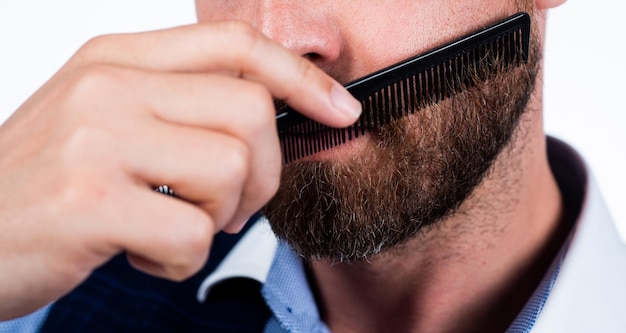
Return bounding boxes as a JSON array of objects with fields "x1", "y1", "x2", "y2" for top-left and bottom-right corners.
[{"x1": 0, "y1": 1, "x2": 624, "y2": 241}]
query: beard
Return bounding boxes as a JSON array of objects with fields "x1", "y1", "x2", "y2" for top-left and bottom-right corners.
[{"x1": 263, "y1": 25, "x2": 541, "y2": 262}]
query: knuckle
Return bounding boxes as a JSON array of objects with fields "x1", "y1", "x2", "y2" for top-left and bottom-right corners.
[
  {"x1": 62, "y1": 65, "x2": 123, "y2": 109},
  {"x1": 220, "y1": 20, "x2": 260, "y2": 49},
  {"x1": 56, "y1": 171, "x2": 111, "y2": 214},
  {"x1": 60, "y1": 126, "x2": 110, "y2": 165},
  {"x1": 240, "y1": 84, "x2": 275, "y2": 131},
  {"x1": 185, "y1": 223, "x2": 213, "y2": 258},
  {"x1": 54, "y1": 128, "x2": 117, "y2": 209},
  {"x1": 210, "y1": 84, "x2": 273, "y2": 146},
  {"x1": 268, "y1": 168, "x2": 282, "y2": 196},
  {"x1": 258, "y1": 168, "x2": 282, "y2": 202},
  {"x1": 164, "y1": 217, "x2": 213, "y2": 280},
  {"x1": 216, "y1": 21, "x2": 264, "y2": 65},
  {"x1": 246, "y1": 82, "x2": 273, "y2": 105},
  {"x1": 220, "y1": 138, "x2": 250, "y2": 182},
  {"x1": 76, "y1": 35, "x2": 114, "y2": 62}
]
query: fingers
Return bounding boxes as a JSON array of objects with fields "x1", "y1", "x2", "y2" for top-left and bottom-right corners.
[
  {"x1": 106, "y1": 186, "x2": 215, "y2": 281},
  {"x1": 120, "y1": 119, "x2": 251, "y2": 228},
  {"x1": 135, "y1": 71, "x2": 283, "y2": 228},
  {"x1": 69, "y1": 21, "x2": 361, "y2": 127},
  {"x1": 56, "y1": 21, "x2": 362, "y2": 231},
  {"x1": 78, "y1": 67, "x2": 282, "y2": 228}
]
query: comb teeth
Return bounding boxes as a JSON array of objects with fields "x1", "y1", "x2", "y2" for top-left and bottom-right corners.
[{"x1": 277, "y1": 12, "x2": 531, "y2": 164}]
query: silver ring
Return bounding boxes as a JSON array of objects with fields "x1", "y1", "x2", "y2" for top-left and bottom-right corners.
[{"x1": 155, "y1": 185, "x2": 176, "y2": 196}]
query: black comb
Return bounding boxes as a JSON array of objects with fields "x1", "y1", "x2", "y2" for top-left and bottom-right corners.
[{"x1": 276, "y1": 12, "x2": 531, "y2": 164}]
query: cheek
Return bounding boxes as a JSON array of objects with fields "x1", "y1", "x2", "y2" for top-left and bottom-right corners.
[
  {"x1": 339, "y1": 1, "x2": 516, "y2": 80},
  {"x1": 338, "y1": 4, "x2": 427, "y2": 78},
  {"x1": 336, "y1": 5, "x2": 459, "y2": 81}
]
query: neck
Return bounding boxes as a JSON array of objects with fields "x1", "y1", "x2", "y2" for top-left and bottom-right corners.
[{"x1": 309, "y1": 88, "x2": 572, "y2": 333}]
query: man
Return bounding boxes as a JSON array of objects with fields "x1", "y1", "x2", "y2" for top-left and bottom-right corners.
[{"x1": 1, "y1": 0, "x2": 625, "y2": 332}]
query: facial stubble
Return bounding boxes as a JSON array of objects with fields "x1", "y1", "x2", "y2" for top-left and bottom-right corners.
[{"x1": 263, "y1": 34, "x2": 540, "y2": 262}]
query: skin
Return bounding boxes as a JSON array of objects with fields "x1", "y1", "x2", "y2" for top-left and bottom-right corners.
[
  {"x1": 198, "y1": 0, "x2": 568, "y2": 332},
  {"x1": 0, "y1": 1, "x2": 568, "y2": 332}
]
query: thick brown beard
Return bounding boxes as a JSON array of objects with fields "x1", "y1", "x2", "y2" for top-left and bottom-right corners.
[{"x1": 263, "y1": 32, "x2": 540, "y2": 262}]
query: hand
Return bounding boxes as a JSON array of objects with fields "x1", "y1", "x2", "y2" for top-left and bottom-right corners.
[{"x1": 0, "y1": 21, "x2": 360, "y2": 320}]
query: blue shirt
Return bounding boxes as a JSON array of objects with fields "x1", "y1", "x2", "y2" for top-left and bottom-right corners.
[{"x1": 0, "y1": 235, "x2": 569, "y2": 333}]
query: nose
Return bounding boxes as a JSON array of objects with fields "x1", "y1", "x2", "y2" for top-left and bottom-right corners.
[{"x1": 253, "y1": 1, "x2": 342, "y2": 69}]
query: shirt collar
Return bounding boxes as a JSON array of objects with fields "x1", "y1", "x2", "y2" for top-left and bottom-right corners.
[
  {"x1": 527, "y1": 139, "x2": 626, "y2": 331},
  {"x1": 196, "y1": 217, "x2": 278, "y2": 303}
]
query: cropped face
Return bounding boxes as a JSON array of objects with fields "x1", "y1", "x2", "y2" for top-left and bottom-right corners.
[
  {"x1": 197, "y1": 1, "x2": 523, "y2": 84},
  {"x1": 196, "y1": 1, "x2": 540, "y2": 261}
]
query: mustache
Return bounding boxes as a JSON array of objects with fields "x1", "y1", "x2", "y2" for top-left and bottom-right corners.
[{"x1": 273, "y1": 13, "x2": 531, "y2": 164}]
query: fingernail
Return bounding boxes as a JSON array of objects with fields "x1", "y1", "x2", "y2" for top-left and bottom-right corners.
[{"x1": 330, "y1": 84, "x2": 362, "y2": 120}]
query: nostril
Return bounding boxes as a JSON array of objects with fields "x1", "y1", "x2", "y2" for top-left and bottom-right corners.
[{"x1": 303, "y1": 53, "x2": 321, "y2": 61}]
